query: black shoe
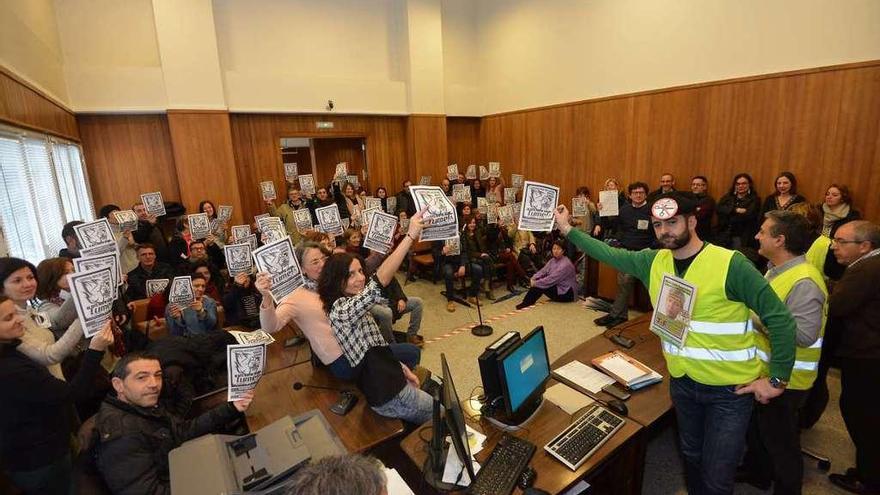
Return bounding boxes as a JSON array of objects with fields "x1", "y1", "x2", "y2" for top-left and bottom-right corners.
[
  {"x1": 829, "y1": 473, "x2": 880, "y2": 495},
  {"x1": 593, "y1": 314, "x2": 614, "y2": 326},
  {"x1": 607, "y1": 317, "x2": 629, "y2": 329}
]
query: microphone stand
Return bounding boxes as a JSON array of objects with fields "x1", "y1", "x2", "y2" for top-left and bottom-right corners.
[{"x1": 471, "y1": 286, "x2": 493, "y2": 337}]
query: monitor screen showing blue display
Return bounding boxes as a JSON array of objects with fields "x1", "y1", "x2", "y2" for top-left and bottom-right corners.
[{"x1": 500, "y1": 327, "x2": 549, "y2": 413}]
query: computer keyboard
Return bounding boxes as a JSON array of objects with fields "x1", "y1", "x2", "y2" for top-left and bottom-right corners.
[
  {"x1": 467, "y1": 434, "x2": 536, "y2": 495},
  {"x1": 544, "y1": 404, "x2": 625, "y2": 470}
]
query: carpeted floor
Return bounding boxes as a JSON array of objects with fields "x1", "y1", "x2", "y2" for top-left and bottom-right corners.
[{"x1": 391, "y1": 273, "x2": 855, "y2": 494}]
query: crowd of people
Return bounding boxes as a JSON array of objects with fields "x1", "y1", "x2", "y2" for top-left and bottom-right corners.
[{"x1": 1, "y1": 168, "x2": 878, "y2": 495}]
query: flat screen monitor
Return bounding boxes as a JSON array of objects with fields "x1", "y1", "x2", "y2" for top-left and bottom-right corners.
[
  {"x1": 498, "y1": 326, "x2": 550, "y2": 415},
  {"x1": 441, "y1": 353, "x2": 475, "y2": 484}
]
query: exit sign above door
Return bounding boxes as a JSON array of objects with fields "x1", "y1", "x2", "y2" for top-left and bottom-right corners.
[{"x1": 316, "y1": 121, "x2": 334, "y2": 129}]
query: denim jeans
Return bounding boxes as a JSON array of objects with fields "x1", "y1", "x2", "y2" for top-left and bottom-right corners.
[
  {"x1": 670, "y1": 375, "x2": 754, "y2": 495},
  {"x1": 327, "y1": 343, "x2": 421, "y2": 381},
  {"x1": 372, "y1": 383, "x2": 433, "y2": 424},
  {"x1": 370, "y1": 297, "x2": 424, "y2": 338},
  {"x1": 443, "y1": 262, "x2": 483, "y2": 299},
  {"x1": 7, "y1": 453, "x2": 72, "y2": 495}
]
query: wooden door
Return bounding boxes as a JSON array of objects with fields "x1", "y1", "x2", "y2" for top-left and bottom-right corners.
[{"x1": 312, "y1": 137, "x2": 369, "y2": 192}]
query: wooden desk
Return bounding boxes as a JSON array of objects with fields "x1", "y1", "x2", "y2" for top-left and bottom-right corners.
[
  {"x1": 400, "y1": 313, "x2": 673, "y2": 494},
  {"x1": 224, "y1": 324, "x2": 310, "y2": 374},
  {"x1": 245, "y1": 361, "x2": 405, "y2": 453}
]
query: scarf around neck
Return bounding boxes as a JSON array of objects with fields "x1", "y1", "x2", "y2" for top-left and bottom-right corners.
[{"x1": 822, "y1": 203, "x2": 850, "y2": 236}]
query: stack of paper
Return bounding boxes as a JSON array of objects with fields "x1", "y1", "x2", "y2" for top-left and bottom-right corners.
[
  {"x1": 592, "y1": 351, "x2": 662, "y2": 390},
  {"x1": 552, "y1": 360, "x2": 615, "y2": 393}
]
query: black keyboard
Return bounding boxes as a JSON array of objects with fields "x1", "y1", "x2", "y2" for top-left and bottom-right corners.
[
  {"x1": 544, "y1": 405, "x2": 625, "y2": 470},
  {"x1": 467, "y1": 434, "x2": 536, "y2": 495}
]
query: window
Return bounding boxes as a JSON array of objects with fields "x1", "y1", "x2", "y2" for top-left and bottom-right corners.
[{"x1": 0, "y1": 124, "x2": 94, "y2": 264}]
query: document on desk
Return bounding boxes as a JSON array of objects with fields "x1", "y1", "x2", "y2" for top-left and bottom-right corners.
[
  {"x1": 545, "y1": 382, "x2": 595, "y2": 415},
  {"x1": 384, "y1": 467, "x2": 415, "y2": 495},
  {"x1": 552, "y1": 360, "x2": 615, "y2": 393},
  {"x1": 442, "y1": 443, "x2": 481, "y2": 486}
]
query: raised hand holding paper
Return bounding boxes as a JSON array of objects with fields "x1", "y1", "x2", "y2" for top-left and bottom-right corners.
[
  {"x1": 188, "y1": 213, "x2": 211, "y2": 240},
  {"x1": 252, "y1": 237, "x2": 303, "y2": 303},
  {"x1": 113, "y1": 210, "x2": 138, "y2": 232},
  {"x1": 315, "y1": 204, "x2": 343, "y2": 236},
  {"x1": 227, "y1": 343, "x2": 266, "y2": 401},
  {"x1": 599, "y1": 190, "x2": 619, "y2": 217},
  {"x1": 518, "y1": 181, "x2": 560, "y2": 232},
  {"x1": 168, "y1": 276, "x2": 195, "y2": 306},
  {"x1": 74, "y1": 219, "x2": 115, "y2": 250},
  {"x1": 292, "y1": 209, "x2": 313, "y2": 233},
  {"x1": 298, "y1": 174, "x2": 316, "y2": 195},
  {"x1": 409, "y1": 186, "x2": 458, "y2": 241},
  {"x1": 260, "y1": 181, "x2": 277, "y2": 201},
  {"x1": 68, "y1": 267, "x2": 115, "y2": 338},
  {"x1": 447, "y1": 163, "x2": 459, "y2": 181},
  {"x1": 140, "y1": 191, "x2": 166, "y2": 217},
  {"x1": 363, "y1": 210, "x2": 398, "y2": 254},
  {"x1": 231, "y1": 225, "x2": 251, "y2": 242}
]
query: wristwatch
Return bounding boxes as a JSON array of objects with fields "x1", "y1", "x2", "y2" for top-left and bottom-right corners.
[{"x1": 768, "y1": 376, "x2": 788, "y2": 389}]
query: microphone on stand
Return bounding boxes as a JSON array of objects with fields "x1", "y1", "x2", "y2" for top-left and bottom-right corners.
[
  {"x1": 471, "y1": 284, "x2": 493, "y2": 337},
  {"x1": 292, "y1": 382, "x2": 350, "y2": 393}
]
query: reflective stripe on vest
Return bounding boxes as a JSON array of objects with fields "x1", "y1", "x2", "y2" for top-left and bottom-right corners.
[
  {"x1": 649, "y1": 245, "x2": 761, "y2": 386},
  {"x1": 755, "y1": 261, "x2": 828, "y2": 390}
]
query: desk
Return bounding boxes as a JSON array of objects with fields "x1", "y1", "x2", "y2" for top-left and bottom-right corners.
[
  {"x1": 245, "y1": 360, "x2": 405, "y2": 453},
  {"x1": 401, "y1": 313, "x2": 673, "y2": 494}
]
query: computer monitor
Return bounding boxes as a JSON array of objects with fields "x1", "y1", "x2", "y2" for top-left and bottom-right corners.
[
  {"x1": 441, "y1": 353, "x2": 476, "y2": 484},
  {"x1": 497, "y1": 326, "x2": 550, "y2": 421}
]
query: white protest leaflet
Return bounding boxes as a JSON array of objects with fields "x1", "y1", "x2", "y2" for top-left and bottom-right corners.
[
  {"x1": 488, "y1": 161, "x2": 501, "y2": 178},
  {"x1": 254, "y1": 213, "x2": 270, "y2": 224},
  {"x1": 224, "y1": 243, "x2": 254, "y2": 277},
  {"x1": 386, "y1": 196, "x2": 397, "y2": 214},
  {"x1": 298, "y1": 174, "x2": 316, "y2": 195},
  {"x1": 231, "y1": 225, "x2": 251, "y2": 242},
  {"x1": 168, "y1": 276, "x2": 195, "y2": 306},
  {"x1": 447, "y1": 164, "x2": 459, "y2": 181},
  {"x1": 188, "y1": 213, "x2": 211, "y2": 240},
  {"x1": 512, "y1": 202, "x2": 522, "y2": 222},
  {"x1": 452, "y1": 183, "x2": 471, "y2": 203},
  {"x1": 444, "y1": 236, "x2": 460, "y2": 256},
  {"x1": 228, "y1": 330, "x2": 276, "y2": 345},
  {"x1": 146, "y1": 279, "x2": 170, "y2": 298},
  {"x1": 479, "y1": 165, "x2": 489, "y2": 181},
  {"x1": 218, "y1": 205, "x2": 233, "y2": 224},
  {"x1": 245, "y1": 234, "x2": 258, "y2": 251},
  {"x1": 572, "y1": 197, "x2": 588, "y2": 217},
  {"x1": 518, "y1": 181, "x2": 560, "y2": 232},
  {"x1": 74, "y1": 219, "x2": 115, "y2": 251},
  {"x1": 252, "y1": 237, "x2": 304, "y2": 304},
  {"x1": 73, "y1": 250, "x2": 121, "y2": 291},
  {"x1": 498, "y1": 205, "x2": 514, "y2": 225},
  {"x1": 361, "y1": 207, "x2": 381, "y2": 230},
  {"x1": 263, "y1": 227, "x2": 286, "y2": 244},
  {"x1": 486, "y1": 192, "x2": 498, "y2": 205},
  {"x1": 341, "y1": 217, "x2": 351, "y2": 229},
  {"x1": 141, "y1": 191, "x2": 166, "y2": 217},
  {"x1": 67, "y1": 267, "x2": 115, "y2": 338},
  {"x1": 257, "y1": 216, "x2": 285, "y2": 242},
  {"x1": 363, "y1": 210, "x2": 398, "y2": 254},
  {"x1": 365, "y1": 197, "x2": 382, "y2": 211},
  {"x1": 504, "y1": 188, "x2": 517, "y2": 204},
  {"x1": 315, "y1": 204, "x2": 343, "y2": 236},
  {"x1": 419, "y1": 175, "x2": 432, "y2": 186},
  {"x1": 260, "y1": 181, "x2": 277, "y2": 201},
  {"x1": 284, "y1": 162, "x2": 298, "y2": 182},
  {"x1": 113, "y1": 210, "x2": 138, "y2": 232},
  {"x1": 227, "y1": 343, "x2": 266, "y2": 401},
  {"x1": 511, "y1": 174, "x2": 524, "y2": 189},
  {"x1": 409, "y1": 185, "x2": 459, "y2": 241},
  {"x1": 346, "y1": 174, "x2": 360, "y2": 188},
  {"x1": 466, "y1": 165, "x2": 477, "y2": 180},
  {"x1": 650, "y1": 274, "x2": 696, "y2": 348},
  {"x1": 487, "y1": 204, "x2": 499, "y2": 224},
  {"x1": 599, "y1": 190, "x2": 619, "y2": 217},
  {"x1": 334, "y1": 162, "x2": 348, "y2": 182},
  {"x1": 477, "y1": 197, "x2": 488, "y2": 215},
  {"x1": 293, "y1": 209, "x2": 313, "y2": 233}
]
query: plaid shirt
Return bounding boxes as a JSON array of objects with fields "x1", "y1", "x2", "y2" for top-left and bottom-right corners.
[{"x1": 329, "y1": 276, "x2": 389, "y2": 366}]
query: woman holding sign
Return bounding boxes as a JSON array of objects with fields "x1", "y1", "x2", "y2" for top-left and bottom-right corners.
[
  {"x1": 0, "y1": 258, "x2": 83, "y2": 380},
  {"x1": 317, "y1": 210, "x2": 433, "y2": 424},
  {"x1": 0, "y1": 294, "x2": 114, "y2": 495}
]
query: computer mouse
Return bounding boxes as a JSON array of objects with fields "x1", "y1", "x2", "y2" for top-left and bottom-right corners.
[
  {"x1": 607, "y1": 399, "x2": 628, "y2": 416},
  {"x1": 517, "y1": 466, "x2": 537, "y2": 489}
]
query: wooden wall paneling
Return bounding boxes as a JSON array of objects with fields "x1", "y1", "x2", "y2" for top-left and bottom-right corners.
[
  {"x1": 229, "y1": 114, "x2": 409, "y2": 223},
  {"x1": 166, "y1": 111, "x2": 244, "y2": 225},
  {"x1": 312, "y1": 138, "x2": 367, "y2": 190},
  {"x1": 77, "y1": 114, "x2": 180, "y2": 212},
  {"x1": 446, "y1": 117, "x2": 481, "y2": 168},
  {"x1": 405, "y1": 115, "x2": 448, "y2": 184},
  {"x1": 0, "y1": 69, "x2": 79, "y2": 141},
  {"x1": 480, "y1": 61, "x2": 880, "y2": 222}
]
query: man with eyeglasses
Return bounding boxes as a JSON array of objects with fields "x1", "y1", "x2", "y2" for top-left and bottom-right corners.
[
  {"x1": 593, "y1": 182, "x2": 655, "y2": 328},
  {"x1": 827, "y1": 220, "x2": 880, "y2": 494}
]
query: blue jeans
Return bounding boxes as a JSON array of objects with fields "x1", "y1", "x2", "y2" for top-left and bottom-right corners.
[
  {"x1": 372, "y1": 383, "x2": 433, "y2": 424},
  {"x1": 443, "y1": 262, "x2": 483, "y2": 299},
  {"x1": 7, "y1": 453, "x2": 72, "y2": 495},
  {"x1": 328, "y1": 343, "x2": 421, "y2": 381},
  {"x1": 670, "y1": 375, "x2": 754, "y2": 495}
]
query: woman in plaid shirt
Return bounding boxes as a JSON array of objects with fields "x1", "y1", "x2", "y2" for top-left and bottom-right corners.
[{"x1": 318, "y1": 210, "x2": 433, "y2": 424}]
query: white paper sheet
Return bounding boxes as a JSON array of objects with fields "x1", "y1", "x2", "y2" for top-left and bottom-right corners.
[
  {"x1": 599, "y1": 190, "x2": 619, "y2": 217},
  {"x1": 553, "y1": 360, "x2": 615, "y2": 393}
]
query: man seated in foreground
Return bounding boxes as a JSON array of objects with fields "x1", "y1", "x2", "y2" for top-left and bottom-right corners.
[{"x1": 95, "y1": 352, "x2": 253, "y2": 495}]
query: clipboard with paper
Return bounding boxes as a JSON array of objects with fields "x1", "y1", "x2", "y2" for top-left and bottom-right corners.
[{"x1": 649, "y1": 274, "x2": 696, "y2": 348}]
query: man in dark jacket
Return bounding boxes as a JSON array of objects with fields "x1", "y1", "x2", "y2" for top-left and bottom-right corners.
[
  {"x1": 826, "y1": 220, "x2": 880, "y2": 494},
  {"x1": 395, "y1": 180, "x2": 416, "y2": 217},
  {"x1": 125, "y1": 244, "x2": 175, "y2": 300},
  {"x1": 95, "y1": 352, "x2": 253, "y2": 495},
  {"x1": 594, "y1": 182, "x2": 655, "y2": 328}
]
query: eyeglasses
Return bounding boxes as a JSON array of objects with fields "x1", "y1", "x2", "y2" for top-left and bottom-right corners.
[
  {"x1": 831, "y1": 238, "x2": 863, "y2": 245},
  {"x1": 735, "y1": 181, "x2": 750, "y2": 186}
]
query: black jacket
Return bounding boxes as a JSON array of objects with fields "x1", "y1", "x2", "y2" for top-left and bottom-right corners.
[
  {"x1": 1, "y1": 344, "x2": 103, "y2": 471},
  {"x1": 616, "y1": 202, "x2": 655, "y2": 251},
  {"x1": 125, "y1": 262, "x2": 175, "y2": 301},
  {"x1": 95, "y1": 395, "x2": 241, "y2": 495},
  {"x1": 222, "y1": 281, "x2": 263, "y2": 328}
]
